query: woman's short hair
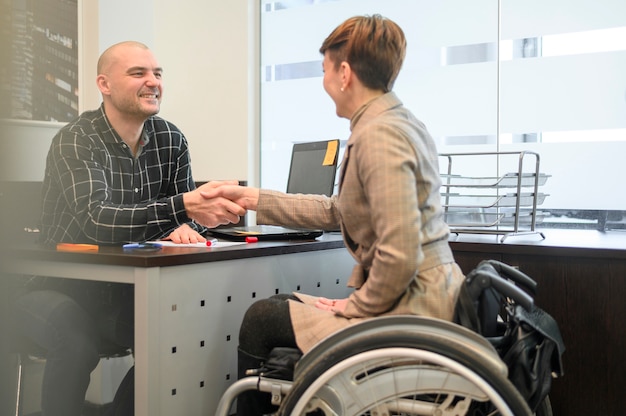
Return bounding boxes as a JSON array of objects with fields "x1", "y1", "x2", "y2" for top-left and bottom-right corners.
[{"x1": 319, "y1": 14, "x2": 406, "y2": 93}]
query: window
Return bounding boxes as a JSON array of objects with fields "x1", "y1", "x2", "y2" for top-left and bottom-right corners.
[{"x1": 259, "y1": 0, "x2": 626, "y2": 230}]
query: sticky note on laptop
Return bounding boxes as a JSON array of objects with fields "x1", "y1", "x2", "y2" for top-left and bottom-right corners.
[{"x1": 323, "y1": 140, "x2": 338, "y2": 166}]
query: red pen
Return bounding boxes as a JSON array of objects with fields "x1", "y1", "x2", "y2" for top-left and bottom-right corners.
[
  {"x1": 245, "y1": 236, "x2": 258, "y2": 243},
  {"x1": 206, "y1": 238, "x2": 219, "y2": 246}
]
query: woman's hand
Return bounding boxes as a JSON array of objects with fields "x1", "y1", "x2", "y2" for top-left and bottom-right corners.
[
  {"x1": 315, "y1": 297, "x2": 348, "y2": 314},
  {"x1": 183, "y1": 181, "x2": 247, "y2": 228},
  {"x1": 199, "y1": 183, "x2": 260, "y2": 211}
]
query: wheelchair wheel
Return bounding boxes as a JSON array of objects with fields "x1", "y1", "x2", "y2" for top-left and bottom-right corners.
[{"x1": 279, "y1": 316, "x2": 532, "y2": 416}]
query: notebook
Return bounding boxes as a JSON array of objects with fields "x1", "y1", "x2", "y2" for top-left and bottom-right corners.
[{"x1": 210, "y1": 139, "x2": 340, "y2": 241}]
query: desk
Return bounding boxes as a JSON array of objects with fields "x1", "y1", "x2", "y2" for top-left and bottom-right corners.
[
  {"x1": 7, "y1": 234, "x2": 355, "y2": 416},
  {"x1": 448, "y1": 229, "x2": 626, "y2": 416}
]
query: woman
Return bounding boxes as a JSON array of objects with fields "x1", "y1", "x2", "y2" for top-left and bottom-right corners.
[{"x1": 204, "y1": 14, "x2": 464, "y2": 415}]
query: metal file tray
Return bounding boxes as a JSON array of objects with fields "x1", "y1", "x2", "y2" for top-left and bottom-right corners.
[
  {"x1": 443, "y1": 211, "x2": 505, "y2": 227},
  {"x1": 499, "y1": 211, "x2": 547, "y2": 225},
  {"x1": 441, "y1": 193, "x2": 548, "y2": 208},
  {"x1": 439, "y1": 151, "x2": 549, "y2": 242},
  {"x1": 440, "y1": 172, "x2": 550, "y2": 188}
]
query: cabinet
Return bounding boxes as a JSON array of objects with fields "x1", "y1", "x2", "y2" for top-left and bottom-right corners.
[
  {"x1": 449, "y1": 231, "x2": 626, "y2": 416},
  {"x1": 439, "y1": 151, "x2": 549, "y2": 241}
]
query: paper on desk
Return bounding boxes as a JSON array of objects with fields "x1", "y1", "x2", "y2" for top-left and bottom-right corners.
[{"x1": 148, "y1": 241, "x2": 245, "y2": 248}]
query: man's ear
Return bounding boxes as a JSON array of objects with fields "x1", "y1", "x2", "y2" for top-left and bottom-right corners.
[{"x1": 96, "y1": 74, "x2": 110, "y2": 95}]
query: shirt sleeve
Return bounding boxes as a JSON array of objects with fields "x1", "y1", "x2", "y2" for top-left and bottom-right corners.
[{"x1": 43, "y1": 127, "x2": 200, "y2": 244}]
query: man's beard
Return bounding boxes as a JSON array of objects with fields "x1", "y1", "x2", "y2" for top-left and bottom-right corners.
[{"x1": 113, "y1": 95, "x2": 160, "y2": 118}]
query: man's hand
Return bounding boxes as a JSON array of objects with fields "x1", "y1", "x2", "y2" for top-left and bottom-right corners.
[
  {"x1": 162, "y1": 223, "x2": 206, "y2": 244},
  {"x1": 184, "y1": 181, "x2": 247, "y2": 228},
  {"x1": 198, "y1": 183, "x2": 260, "y2": 211}
]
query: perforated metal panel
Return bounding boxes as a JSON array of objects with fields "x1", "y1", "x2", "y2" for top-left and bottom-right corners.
[{"x1": 154, "y1": 248, "x2": 355, "y2": 415}]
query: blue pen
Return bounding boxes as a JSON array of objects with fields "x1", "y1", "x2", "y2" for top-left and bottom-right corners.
[{"x1": 123, "y1": 242, "x2": 162, "y2": 250}]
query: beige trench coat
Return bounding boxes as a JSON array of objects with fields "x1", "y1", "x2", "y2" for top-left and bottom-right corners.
[{"x1": 256, "y1": 92, "x2": 464, "y2": 353}]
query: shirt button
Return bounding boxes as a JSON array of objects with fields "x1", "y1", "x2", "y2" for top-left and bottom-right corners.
[{"x1": 134, "y1": 188, "x2": 139, "y2": 193}]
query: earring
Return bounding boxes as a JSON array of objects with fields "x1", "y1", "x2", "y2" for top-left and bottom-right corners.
[{"x1": 340, "y1": 87, "x2": 344, "y2": 92}]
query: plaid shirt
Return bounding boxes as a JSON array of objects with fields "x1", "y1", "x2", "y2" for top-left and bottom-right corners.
[{"x1": 39, "y1": 105, "x2": 205, "y2": 245}]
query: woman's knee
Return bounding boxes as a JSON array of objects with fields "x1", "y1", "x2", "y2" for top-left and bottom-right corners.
[
  {"x1": 240, "y1": 299, "x2": 274, "y2": 335},
  {"x1": 239, "y1": 297, "x2": 295, "y2": 355}
]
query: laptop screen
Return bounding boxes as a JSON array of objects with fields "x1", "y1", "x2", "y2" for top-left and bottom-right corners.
[{"x1": 286, "y1": 140, "x2": 339, "y2": 196}]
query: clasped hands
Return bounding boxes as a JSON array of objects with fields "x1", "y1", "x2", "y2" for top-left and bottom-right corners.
[
  {"x1": 184, "y1": 181, "x2": 348, "y2": 314},
  {"x1": 183, "y1": 180, "x2": 259, "y2": 229}
]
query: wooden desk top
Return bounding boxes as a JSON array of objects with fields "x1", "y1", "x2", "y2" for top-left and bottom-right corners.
[
  {"x1": 448, "y1": 229, "x2": 626, "y2": 259},
  {"x1": 8, "y1": 229, "x2": 626, "y2": 270},
  {"x1": 8, "y1": 233, "x2": 347, "y2": 268}
]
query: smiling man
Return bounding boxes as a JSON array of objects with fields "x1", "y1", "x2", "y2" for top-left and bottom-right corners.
[
  {"x1": 38, "y1": 41, "x2": 243, "y2": 246},
  {"x1": 12, "y1": 41, "x2": 245, "y2": 416}
]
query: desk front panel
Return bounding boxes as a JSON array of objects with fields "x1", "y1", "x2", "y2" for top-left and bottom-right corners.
[
  {"x1": 144, "y1": 247, "x2": 355, "y2": 415},
  {"x1": 8, "y1": 238, "x2": 356, "y2": 416}
]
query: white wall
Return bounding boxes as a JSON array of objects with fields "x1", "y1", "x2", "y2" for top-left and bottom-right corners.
[
  {"x1": 1, "y1": 0, "x2": 255, "y2": 184},
  {"x1": 98, "y1": 0, "x2": 255, "y2": 183},
  {"x1": 151, "y1": 0, "x2": 257, "y2": 183}
]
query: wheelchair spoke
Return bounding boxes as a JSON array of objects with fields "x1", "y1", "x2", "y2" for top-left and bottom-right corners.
[
  {"x1": 289, "y1": 349, "x2": 513, "y2": 415},
  {"x1": 277, "y1": 317, "x2": 532, "y2": 416}
]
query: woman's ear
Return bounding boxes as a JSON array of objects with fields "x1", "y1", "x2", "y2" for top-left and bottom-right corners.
[{"x1": 340, "y1": 61, "x2": 352, "y2": 91}]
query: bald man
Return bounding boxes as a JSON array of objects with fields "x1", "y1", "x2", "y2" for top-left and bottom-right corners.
[{"x1": 12, "y1": 41, "x2": 245, "y2": 416}]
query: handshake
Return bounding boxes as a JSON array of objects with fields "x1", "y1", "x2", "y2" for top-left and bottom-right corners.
[{"x1": 182, "y1": 180, "x2": 260, "y2": 228}]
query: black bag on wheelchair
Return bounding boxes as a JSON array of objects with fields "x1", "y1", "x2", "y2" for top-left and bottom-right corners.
[{"x1": 453, "y1": 260, "x2": 565, "y2": 413}]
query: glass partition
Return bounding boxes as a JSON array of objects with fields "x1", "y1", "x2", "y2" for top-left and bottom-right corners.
[{"x1": 260, "y1": 0, "x2": 626, "y2": 230}]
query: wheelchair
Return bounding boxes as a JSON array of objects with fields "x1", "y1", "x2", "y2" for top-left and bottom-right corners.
[{"x1": 216, "y1": 260, "x2": 562, "y2": 416}]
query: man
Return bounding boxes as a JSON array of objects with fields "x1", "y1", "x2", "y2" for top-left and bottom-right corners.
[{"x1": 12, "y1": 41, "x2": 245, "y2": 416}]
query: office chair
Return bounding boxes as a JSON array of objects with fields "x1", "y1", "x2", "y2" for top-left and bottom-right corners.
[{"x1": 13, "y1": 340, "x2": 132, "y2": 416}]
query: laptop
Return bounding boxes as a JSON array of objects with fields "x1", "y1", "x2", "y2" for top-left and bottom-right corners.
[
  {"x1": 210, "y1": 139, "x2": 340, "y2": 241},
  {"x1": 286, "y1": 139, "x2": 339, "y2": 196}
]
